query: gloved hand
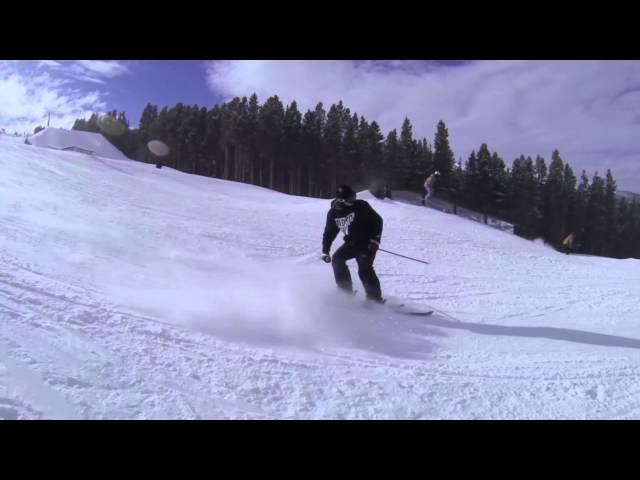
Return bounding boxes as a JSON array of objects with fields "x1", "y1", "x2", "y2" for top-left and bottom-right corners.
[
  {"x1": 321, "y1": 253, "x2": 331, "y2": 263},
  {"x1": 368, "y1": 239, "x2": 380, "y2": 253}
]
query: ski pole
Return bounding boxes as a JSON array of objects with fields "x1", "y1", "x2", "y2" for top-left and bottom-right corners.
[{"x1": 378, "y1": 248, "x2": 430, "y2": 265}]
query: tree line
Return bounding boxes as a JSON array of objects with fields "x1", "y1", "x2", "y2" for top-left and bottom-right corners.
[
  {"x1": 454, "y1": 145, "x2": 640, "y2": 259},
  {"x1": 70, "y1": 94, "x2": 640, "y2": 260}
]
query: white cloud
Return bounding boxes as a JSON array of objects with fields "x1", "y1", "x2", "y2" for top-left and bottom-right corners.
[
  {"x1": 34, "y1": 60, "x2": 130, "y2": 84},
  {"x1": 74, "y1": 60, "x2": 130, "y2": 78},
  {"x1": 0, "y1": 63, "x2": 107, "y2": 135},
  {"x1": 206, "y1": 60, "x2": 640, "y2": 191}
]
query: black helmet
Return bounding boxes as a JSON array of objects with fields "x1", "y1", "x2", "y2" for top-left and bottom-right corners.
[
  {"x1": 332, "y1": 184, "x2": 356, "y2": 210},
  {"x1": 335, "y1": 184, "x2": 356, "y2": 201}
]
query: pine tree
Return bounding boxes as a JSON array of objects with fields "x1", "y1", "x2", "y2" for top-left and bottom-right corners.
[
  {"x1": 117, "y1": 111, "x2": 130, "y2": 129},
  {"x1": 633, "y1": 201, "x2": 640, "y2": 258},
  {"x1": 324, "y1": 102, "x2": 347, "y2": 195},
  {"x1": 418, "y1": 139, "x2": 433, "y2": 182},
  {"x1": 432, "y1": 120, "x2": 455, "y2": 189},
  {"x1": 239, "y1": 97, "x2": 253, "y2": 180},
  {"x1": 246, "y1": 93, "x2": 260, "y2": 185},
  {"x1": 259, "y1": 96, "x2": 285, "y2": 190},
  {"x1": 563, "y1": 163, "x2": 577, "y2": 239},
  {"x1": 224, "y1": 97, "x2": 250, "y2": 182},
  {"x1": 508, "y1": 155, "x2": 537, "y2": 237},
  {"x1": 383, "y1": 129, "x2": 401, "y2": 189},
  {"x1": 364, "y1": 120, "x2": 384, "y2": 188},
  {"x1": 586, "y1": 172, "x2": 607, "y2": 256},
  {"x1": 164, "y1": 103, "x2": 185, "y2": 170},
  {"x1": 531, "y1": 155, "x2": 548, "y2": 235},
  {"x1": 357, "y1": 115, "x2": 386, "y2": 190},
  {"x1": 534, "y1": 155, "x2": 548, "y2": 184},
  {"x1": 181, "y1": 106, "x2": 201, "y2": 175},
  {"x1": 72, "y1": 114, "x2": 100, "y2": 133},
  {"x1": 283, "y1": 101, "x2": 303, "y2": 194},
  {"x1": 616, "y1": 197, "x2": 632, "y2": 258},
  {"x1": 399, "y1": 117, "x2": 416, "y2": 190},
  {"x1": 203, "y1": 105, "x2": 222, "y2": 177},
  {"x1": 450, "y1": 156, "x2": 463, "y2": 207},
  {"x1": 489, "y1": 151, "x2": 507, "y2": 216},
  {"x1": 476, "y1": 143, "x2": 493, "y2": 217},
  {"x1": 544, "y1": 150, "x2": 565, "y2": 245},
  {"x1": 341, "y1": 112, "x2": 359, "y2": 188},
  {"x1": 463, "y1": 150, "x2": 480, "y2": 208},
  {"x1": 336, "y1": 105, "x2": 353, "y2": 188},
  {"x1": 72, "y1": 119, "x2": 86, "y2": 130},
  {"x1": 138, "y1": 103, "x2": 159, "y2": 162},
  {"x1": 604, "y1": 169, "x2": 617, "y2": 256},
  {"x1": 301, "y1": 102, "x2": 326, "y2": 196},
  {"x1": 572, "y1": 170, "x2": 589, "y2": 251},
  {"x1": 522, "y1": 157, "x2": 540, "y2": 238}
]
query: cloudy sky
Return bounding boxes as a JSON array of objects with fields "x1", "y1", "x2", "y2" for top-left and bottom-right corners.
[{"x1": 2, "y1": 60, "x2": 639, "y2": 192}]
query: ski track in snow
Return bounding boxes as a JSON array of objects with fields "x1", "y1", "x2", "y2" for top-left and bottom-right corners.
[{"x1": 1, "y1": 134, "x2": 640, "y2": 419}]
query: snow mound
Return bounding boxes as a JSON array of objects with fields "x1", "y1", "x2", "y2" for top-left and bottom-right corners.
[{"x1": 28, "y1": 128, "x2": 128, "y2": 160}]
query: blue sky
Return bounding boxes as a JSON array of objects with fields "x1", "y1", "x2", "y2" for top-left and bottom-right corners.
[
  {"x1": 1, "y1": 60, "x2": 639, "y2": 192},
  {"x1": 0, "y1": 61, "x2": 225, "y2": 128},
  {"x1": 106, "y1": 61, "x2": 226, "y2": 121}
]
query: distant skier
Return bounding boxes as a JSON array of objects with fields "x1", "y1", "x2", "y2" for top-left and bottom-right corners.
[
  {"x1": 562, "y1": 233, "x2": 575, "y2": 255},
  {"x1": 422, "y1": 171, "x2": 440, "y2": 205},
  {"x1": 321, "y1": 185, "x2": 385, "y2": 304}
]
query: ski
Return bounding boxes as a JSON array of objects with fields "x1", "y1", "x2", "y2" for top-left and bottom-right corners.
[
  {"x1": 387, "y1": 303, "x2": 434, "y2": 316},
  {"x1": 359, "y1": 298, "x2": 434, "y2": 317},
  {"x1": 333, "y1": 290, "x2": 435, "y2": 317}
]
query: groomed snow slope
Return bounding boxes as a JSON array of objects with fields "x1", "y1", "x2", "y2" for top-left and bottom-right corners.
[{"x1": 1, "y1": 135, "x2": 640, "y2": 419}]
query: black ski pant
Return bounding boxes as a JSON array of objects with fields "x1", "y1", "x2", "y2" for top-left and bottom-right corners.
[{"x1": 331, "y1": 243, "x2": 382, "y2": 301}]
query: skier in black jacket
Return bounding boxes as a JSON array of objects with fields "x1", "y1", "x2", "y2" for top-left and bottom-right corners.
[{"x1": 322, "y1": 185, "x2": 385, "y2": 303}]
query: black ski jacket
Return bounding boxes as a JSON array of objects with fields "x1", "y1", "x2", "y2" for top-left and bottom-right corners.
[{"x1": 322, "y1": 199, "x2": 383, "y2": 254}]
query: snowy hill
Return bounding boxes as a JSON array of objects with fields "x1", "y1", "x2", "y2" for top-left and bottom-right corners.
[
  {"x1": 389, "y1": 189, "x2": 515, "y2": 234},
  {"x1": 1, "y1": 134, "x2": 640, "y2": 419}
]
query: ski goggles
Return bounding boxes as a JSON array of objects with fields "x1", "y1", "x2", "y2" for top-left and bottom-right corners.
[{"x1": 331, "y1": 197, "x2": 355, "y2": 209}]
